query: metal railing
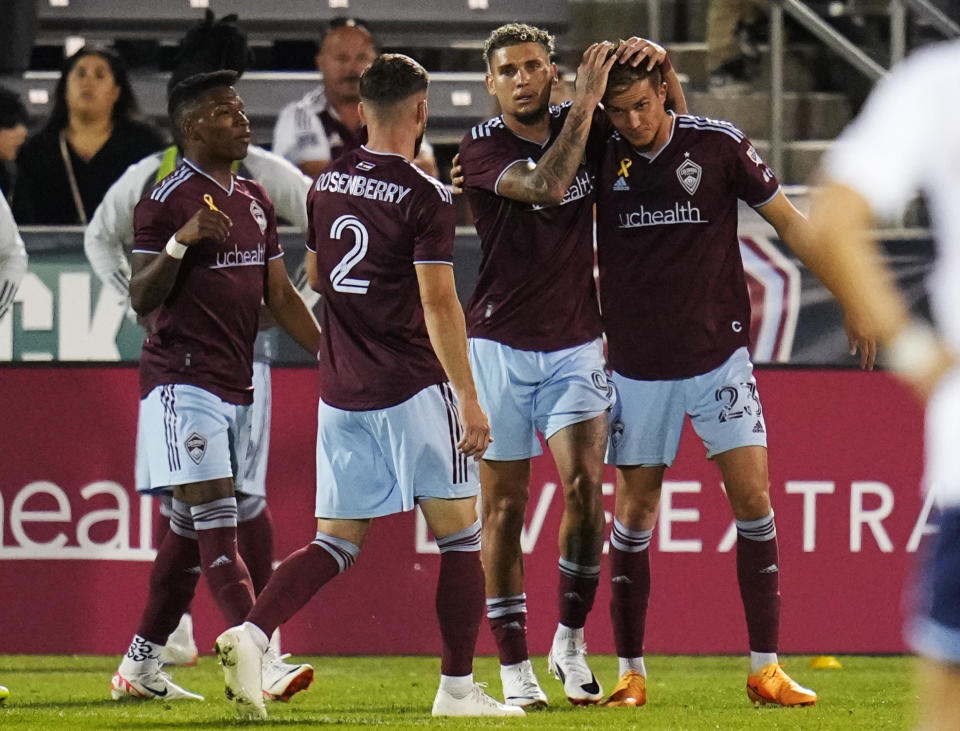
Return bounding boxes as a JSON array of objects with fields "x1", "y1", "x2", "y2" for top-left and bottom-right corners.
[{"x1": 769, "y1": 0, "x2": 958, "y2": 172}]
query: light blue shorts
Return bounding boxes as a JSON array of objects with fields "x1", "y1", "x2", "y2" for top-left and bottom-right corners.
[
  {"x1": 314, "y1": 383, "x2": 480, "y2": 519},
  {"x1": 135, "y1": 383, "x2": 253, "y2": 494},
  {"x1": 607, "y1": 346, "x2": 767, "y2": 467},
  {"x1": 468, "y1": 337, "x2": 614, "y2": 461}
]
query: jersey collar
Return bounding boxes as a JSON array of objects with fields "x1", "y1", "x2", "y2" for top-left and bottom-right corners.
[
  {"x1": 183, "y1": 158, "x2": 235, "y2": 195},
  {"x1": 632, "y1": 111, "x2": 676, "y2": 162}
]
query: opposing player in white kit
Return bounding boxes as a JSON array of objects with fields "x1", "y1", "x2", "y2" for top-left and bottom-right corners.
[
  {"x1": 593, "y1": 57, "x2": 834, "y2": 707},
  {"x1": 110, "y1": 70, "x2": 321, "y2": 702},
  {"x1": 0, "y1": 189, "x2": 26, "y2": 322},
  {"x1": 214, "y1": 54, "x2": 521, "y2": 720},
  {"x1": 809, "y1": 39, "x2": 960, "y2": 731}
]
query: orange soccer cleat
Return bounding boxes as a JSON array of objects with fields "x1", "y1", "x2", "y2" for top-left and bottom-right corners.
[
  {"x1": 746, "y1": 664, "x2": 817, "y2": 707},
  {"x1": 602, "y1": 670, "x2": 646, "y2": 707}
]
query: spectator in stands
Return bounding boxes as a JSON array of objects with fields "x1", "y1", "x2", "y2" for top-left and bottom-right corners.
[
  {"x1": 706, "y1": 0, "x2": 765, "y2": 91},
  {"x1": 12, "y1": 47, "x2": 165, "y2": 224},
  {"x1": 809, "y1": 39, "x2": 960, "y2": 731},
  {"x1": 0, "y1": 85, "x2": 28, "y2": 201},
  {"x1": 272, "y1": 16, "x2": 437, "y2": 177}
]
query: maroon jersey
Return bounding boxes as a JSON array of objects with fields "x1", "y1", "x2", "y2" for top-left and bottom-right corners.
[
  {"x1": 595, "y1": 113, "x2": 780, "y2": 379},
  {"x1": 459, "y1": 103, "x2": 604, "y2": 351},
  {"x1": 133, "y1": 160, "x2": 283, "y2": 404},
  {"x1": 307, "y1": 146, "x2": 454, "y2": 410}
]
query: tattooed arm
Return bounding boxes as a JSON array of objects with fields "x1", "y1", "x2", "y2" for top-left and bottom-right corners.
[{"x1": 496, "y1": 42, "x2": 615, "y2": 205}]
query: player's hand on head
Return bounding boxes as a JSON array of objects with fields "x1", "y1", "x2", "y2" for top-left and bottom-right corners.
[
  {"x1": 456, "y1": 398, "x2": 492, "y2": 460},
  {"x1": 450, "y1": 153, "x2": 464, "y2": 195},
  {"x1": 176, "y1": 207, "x2": 233, "y2": 246},
  {"x1": 575, "y1": 41, "x2": 618, "y2": 107},
  {"x1": 617, "y1": 37, "x2": 667, "y2": 71}
]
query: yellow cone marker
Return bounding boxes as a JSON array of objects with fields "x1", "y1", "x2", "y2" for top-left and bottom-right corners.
[{"x1": 809, "y1": 655, "x2": 842, "y2": 669}]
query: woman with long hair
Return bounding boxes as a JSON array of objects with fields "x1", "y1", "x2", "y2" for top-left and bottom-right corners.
[{"x1": 12, "y1": 47, "x2": 165, "y2": 224}]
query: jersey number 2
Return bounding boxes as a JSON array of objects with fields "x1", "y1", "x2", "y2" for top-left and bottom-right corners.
[{"x1": 330, "y1": 214, "x2": 370, "y2": 294}]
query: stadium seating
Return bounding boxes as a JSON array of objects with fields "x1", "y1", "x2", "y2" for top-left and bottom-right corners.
[
  {"x1": 0, "y1": 70, "x2": 495, "y2": 144},
  {"x1": 35, "y1": 0, "x2": 569, "y2": 46}
]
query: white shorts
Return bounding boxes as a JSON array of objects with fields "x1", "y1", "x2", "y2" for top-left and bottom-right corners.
[
  {"x1": 314, "y1": 383, "x2": 480, "y2": 519},
  {"x1": 607, "y1": 347, "x2": 767, "y2": 467},
  {"x1": 235, "y1": 361, "x2": 271, "y2": 498},
  {"x1": 925, "y1": 365, "x2": 960, "y2": 507},
  {"x1": 135, "y1": 383, "x2": 253, "y2": 495},
  {"x1": 468, "y1": 337, "x2": 613, "y2": 461}
]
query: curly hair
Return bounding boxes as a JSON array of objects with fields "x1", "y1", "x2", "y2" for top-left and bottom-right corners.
[{"x1": 483, "y1": 23, "x2": 554, "y2": 67}]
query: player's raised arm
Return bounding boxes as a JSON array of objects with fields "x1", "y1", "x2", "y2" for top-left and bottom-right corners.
[
  {"x1": 129, "y1": 205, "x2": 231, "y2": 315},
  {"x1": 495, "y1": 41, "x2": 616, "y2": 205},
  {"x1": 416, "y1": 262, "x2": 491, "y2": 459}
]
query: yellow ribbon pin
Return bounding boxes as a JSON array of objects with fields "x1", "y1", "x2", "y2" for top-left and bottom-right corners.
[
  {"x1": 618, "y1": 158, "x2": 632, "y2": 179},
  {"x1": 203, "y1": 194, "x2": 220, "y2": 212}
]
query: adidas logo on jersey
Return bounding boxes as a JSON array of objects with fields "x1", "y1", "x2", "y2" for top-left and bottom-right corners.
[
  {"x1": 613, "y1": 176, "x2": 630, "y2": 191},
  {"x1": 753, "y1": 420, "x2": 765, "y2": 433}
]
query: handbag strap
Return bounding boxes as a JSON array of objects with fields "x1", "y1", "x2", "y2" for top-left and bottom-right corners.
[{"x1": 58, "y1": 131, "x2": 88, "y2": 225}]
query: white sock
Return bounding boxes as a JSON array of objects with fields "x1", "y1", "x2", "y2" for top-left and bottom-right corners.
[
  {"x1": 619, "y1": 656, "x2": 646, "y2": 677},
  {"x1": 268, "y1": 627, "x2": 282, "y2": 655},
  {"x1": 118, "y1": 635, "x2": 162, "y2": 675},
  {"x1": 242, "y1": 621, "x2": 270, "y2": 653},
  {"x1": 750, "y1": 651, "x2": 778, "y2": 672},
  {"x1": 439, "y1": 673, "x2": 473, "y2": 698},
  {"x1": 166, "y1": 613, "x2": 193, "y2": 645},
  {"x1": 553, "y1": 623, "x2": 584, "y2": 645}
]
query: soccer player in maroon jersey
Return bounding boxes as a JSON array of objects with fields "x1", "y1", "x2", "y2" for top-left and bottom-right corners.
[
  {"x1": 110, "y1": 70, "x2": 321, "y2": 702},
  {"x1": 213, "y1": 54, "x2": 522, "y2": 720},
  {"x1": 592, "y1": 58, "x2": 839, "y2": 708},
  {"x1": 456, "y1": 25, "x2": 686, "y2": 708}
]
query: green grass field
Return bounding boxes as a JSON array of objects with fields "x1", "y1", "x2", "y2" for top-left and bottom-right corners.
[{"x1": 0, "y1": 654, "x2": 913, "y2": 729}]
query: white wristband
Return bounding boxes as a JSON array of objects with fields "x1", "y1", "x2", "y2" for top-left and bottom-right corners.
[
  {"x1": 884, "y1": 321, "x2": 940, "y2": 378},
  {"x1": 165, "y1": 236, "x2": 188, "y2": 260}
]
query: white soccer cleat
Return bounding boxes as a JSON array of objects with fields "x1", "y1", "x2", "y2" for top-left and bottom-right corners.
[
  {"x1": 262, "y1": 646, "x2": 314, "y2": 702},
  {"x1": 548, "y1": 637, "x2": 603, "y2": 705},
  {"x1": 215, "y1": 626, "x2": 267, "y2": 720},
  {"x1": 110, "y1": 667, "x2": 204, "y2": 701},
  {"x1": 500, "y1": 659, "x2": 548, "y2": 709},
  {"x1": 159, "y1": 614, "x2": 199, "y2": 667},
  {"x1": 432, "y1": 683, "x2": 526, "y2": 717}
]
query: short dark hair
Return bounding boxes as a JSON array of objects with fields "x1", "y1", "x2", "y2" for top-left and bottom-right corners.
[
  {"x1": 0, "y1": 85, "x2": 28, "y2": 130},
  {"x1": 483, "y1": 23, "x2": 554, "y2": 66},
  {"x1": 359, "y1": 54, "x2": 428, "y2": 109},
  {"x1": 167, "y1": 69, "x2": 239, "y2": 130},
  {"x1": 604, "y1": 60, "x2": 664, "y2": 102},
  {"x1": 320, "y1": 17, "x2": 375, "y2": 50}
]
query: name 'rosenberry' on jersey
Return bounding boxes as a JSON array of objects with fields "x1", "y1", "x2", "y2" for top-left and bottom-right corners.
[
  {"x1": 595, "y1": 113, "x2": 781, "y2": 380},
  {"x1": 307, "y1": 146, "x2": 455, "y2": 410}
]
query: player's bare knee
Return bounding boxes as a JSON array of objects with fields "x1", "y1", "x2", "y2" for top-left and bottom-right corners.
[
  {"x1": 728, "y1": 486, "x2": 772, "y2": 520},
  {"x1": 483, "y1": 493, "x2": 527, "y2": 538}
]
